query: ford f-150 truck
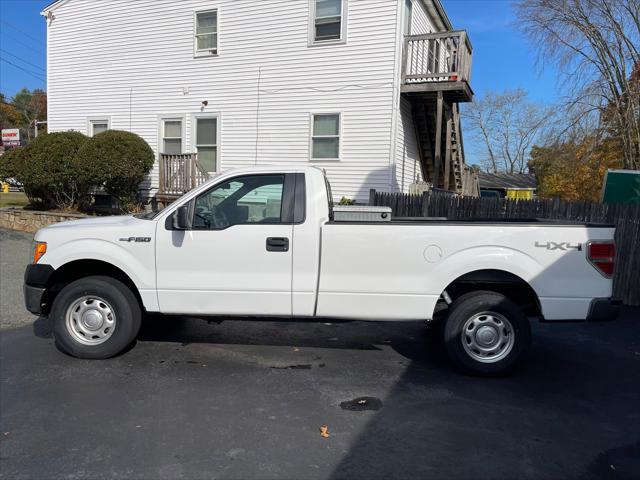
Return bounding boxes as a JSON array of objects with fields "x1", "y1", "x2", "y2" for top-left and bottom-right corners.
[{"x1": 24, "y1": 166, "x2": 618, "y2": 375}]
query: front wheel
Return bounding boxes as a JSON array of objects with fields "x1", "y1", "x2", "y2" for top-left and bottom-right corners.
[
  {"x1": 50, "y1": 276, "x2": 142, "y2": 359},
  {"x1": 443, "y1": 291, "x2": 531, "y2": 376}
]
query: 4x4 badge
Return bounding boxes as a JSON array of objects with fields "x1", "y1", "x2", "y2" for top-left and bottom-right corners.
[{"x1": 535, "y1": 241, "x2": 581, "y2": 251}]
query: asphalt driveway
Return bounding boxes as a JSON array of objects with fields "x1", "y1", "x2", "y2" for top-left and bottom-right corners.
[{"x1": 1, "y1": 228, "x2": 639, "y2": 479}]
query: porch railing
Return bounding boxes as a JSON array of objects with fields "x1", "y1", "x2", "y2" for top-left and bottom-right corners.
[
  {"x1": 159, "y1": 153, "x2": 210, "y2": 196},
  {"x1": 403, "y1": 30, "x2": 473, "y2": 85}
]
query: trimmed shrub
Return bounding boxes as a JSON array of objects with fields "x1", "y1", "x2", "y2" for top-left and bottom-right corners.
[
  {"x1": 18, "y1": 132, "x2": 89, "y2": 209},
  {"x1": 0, "y1": 147, "x2": 24, "y2": 182},
  {"x1": 74, "y1": 130, "x2": 154, "y2": 212}
]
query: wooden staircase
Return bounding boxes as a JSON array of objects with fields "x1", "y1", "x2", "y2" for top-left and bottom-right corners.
[
  {"x1": 402, "y1": 30, "x2": 477, "y2": 196},
  {"x1": 411, "y1": 94, "x2": 473, "y2": 194}
]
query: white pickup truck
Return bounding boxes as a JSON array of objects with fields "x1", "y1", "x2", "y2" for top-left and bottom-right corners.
[{"x1": 24, "y1": 166, "x2": 618, "y2": 375}]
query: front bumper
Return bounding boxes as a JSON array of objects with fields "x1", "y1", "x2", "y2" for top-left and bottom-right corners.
[
  {"x1": 24, "y1": 284, "x2": 47, "y2": 315},
  {"x1": 586, "y1": 298, "x2": 620, "y2": 322},
  {"x1": 23, "y1": 264, "x2": 55, "y2": 315}
]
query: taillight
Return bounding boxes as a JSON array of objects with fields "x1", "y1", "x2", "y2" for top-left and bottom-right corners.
[{"x1": 587, "y1": 241, "x2": 615, "y2": 278}]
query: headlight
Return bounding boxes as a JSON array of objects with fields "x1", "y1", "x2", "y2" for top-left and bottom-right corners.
[{"x1": 32, "y1": 241, "x2": 47, "y2": 264}]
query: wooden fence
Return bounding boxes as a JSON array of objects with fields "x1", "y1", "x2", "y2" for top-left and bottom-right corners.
[{"x1": 369, "y1": 189, "x2": 640, "y2": 306}]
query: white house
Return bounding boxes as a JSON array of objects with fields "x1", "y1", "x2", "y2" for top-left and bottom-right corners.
[{"x1": 42, "y1": 0, "x2": 476, "y2": 203}]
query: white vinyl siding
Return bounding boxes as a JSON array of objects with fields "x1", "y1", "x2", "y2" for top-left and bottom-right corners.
[
  {"x1": 194, "y1": 9, "x2": 218, "y2": 56},
  {"x1": 45, "y1": 0, "x2": 404, "y2": 202},
  {"x1": 311, "y1": 113, "x2": 340, "y2": 160},
  {"x1": 411, "y1": 0, "x2": 435, "y2": 34},
  {"x1": 395, "y1": 97, "x2": 422, "y2": 193}
]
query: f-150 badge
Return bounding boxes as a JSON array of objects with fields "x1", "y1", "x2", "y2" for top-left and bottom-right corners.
[
  {"x1": 119, "y1": 237, "x2": 152, "y2": 243},
  {"x1": 535, "y1": 241, "x2": 581, "y2": 251}
]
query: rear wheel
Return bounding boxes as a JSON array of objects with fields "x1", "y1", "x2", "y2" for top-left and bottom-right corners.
[
  {"x1": 443, "y1": 291, "x2": 531, "y2": 376},
  {"x1": 51, "y1": 276, "x2": 141, "y2": 359}
]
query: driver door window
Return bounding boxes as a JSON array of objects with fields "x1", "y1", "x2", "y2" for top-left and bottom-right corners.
[{"x1": 193, "y1": 175, "x2": 285, "y2": 229}]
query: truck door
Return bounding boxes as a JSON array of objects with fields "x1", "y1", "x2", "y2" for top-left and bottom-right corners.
[{"x1": 155, "y1": 173, "x2": 294, "y2": 316}]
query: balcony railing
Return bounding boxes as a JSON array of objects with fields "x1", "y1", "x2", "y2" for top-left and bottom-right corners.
[
  {"x1": 159, "y1": 153, "x2": 210, "y2": 196},
  {"x1": 402, "y1": 30, "x2": 473, "y2": 100}
]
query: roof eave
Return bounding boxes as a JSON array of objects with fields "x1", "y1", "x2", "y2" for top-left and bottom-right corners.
[
  {"x1": 433, "y1": 0, "x2": 453, "y2": 30},
  {"x1": 421, "y1": 0, "x2": 453, "y2": 31},
  {"x1": 41, "y1": 0, "x2": 70, "y2": 15}
]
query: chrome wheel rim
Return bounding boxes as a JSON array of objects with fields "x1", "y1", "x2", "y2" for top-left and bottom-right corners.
[
  {"x1": 65, "y1": 296, "x2": 116, "y2": 346},
  {"x1": 461, "y1": 311, "x2": 515, "y2": 363}
]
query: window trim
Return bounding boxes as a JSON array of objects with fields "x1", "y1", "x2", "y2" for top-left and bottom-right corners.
[
  {"x1": 194, "y1": 8, "x2": 219, "y2": 58},
  {"x1": 308, "y1": 0, "x2": 348, "y2": 46},
  {"x1": 191, "y1": 112, "x2": 221, "y2": 173},
  {"x1": 158, "y1": 116, "x2": 186, "y2": 155},
  {"x1": 87, "y1": 117, "x2": 110, "y2": 137},
  {"x1": 309, "y1": 112, "x2": 342, "y2": 161}
]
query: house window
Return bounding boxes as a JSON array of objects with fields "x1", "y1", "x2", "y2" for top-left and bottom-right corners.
[
  {"x1": 195, "y1": 117, "x2": 218, "y2": 172},
  {"x1": 311, "y1": 113, "x2": 340, "y2": 160},
  {"x1": 195, "y1": 9, "x2": 217, "y2": 55},
  {"x1": 161, "y1": 119, "x2": 183, "y2": 155},
  {"x1": 312, "y1": 0, "x2": 345, "y2": 43},
  {"x1": 89, "y1": 119, "x2": 109, "y2": 136}
]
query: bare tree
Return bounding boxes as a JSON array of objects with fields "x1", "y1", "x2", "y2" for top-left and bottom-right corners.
[
  {"x1": 463, "y1": 95, "x2": 500, "y2": 173},
  {"x1": 463, "y1": 89, "x2": 552, "y2": 174},
  {"x1": 514, "y1": 0, "x2": 640, "y2": 170}
]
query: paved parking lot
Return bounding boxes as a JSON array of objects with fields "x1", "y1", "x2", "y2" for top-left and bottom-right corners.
[{"x1": 1, "y1": 228, "x2": 639, "y2": 479}]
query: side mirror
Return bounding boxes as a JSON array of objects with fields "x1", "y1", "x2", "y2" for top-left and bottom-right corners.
[{"x1": 172, "y1": 204, "x2": 191, "y2": 230}]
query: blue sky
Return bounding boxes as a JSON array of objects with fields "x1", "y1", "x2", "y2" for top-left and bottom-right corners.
[
  {"x1": 0, "y1": 0, "x2": 48, "y2": 96},
  {"x1": 0, "y1": 0, "x2": 560, "y2": 103}
]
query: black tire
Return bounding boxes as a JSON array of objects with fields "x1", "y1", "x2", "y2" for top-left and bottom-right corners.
[
  {"x1": 443, "y1": 291, "x2": 531, "y2": 376},
  {"x1": 50, "y1": 276, "x2": 141, "y2": 359}
]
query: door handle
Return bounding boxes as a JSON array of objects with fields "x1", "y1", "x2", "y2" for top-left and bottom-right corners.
[{"x1": 266, "y1": 237, "x2": 289, "y2": 252}]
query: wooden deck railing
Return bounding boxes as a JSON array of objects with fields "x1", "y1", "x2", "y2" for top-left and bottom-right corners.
[
  {"x1": 159, "y1": 153, "x2": 210, "y2": 196},
  {"x1": 403, "y1": 30, "x2": 472, "y2": 86}
]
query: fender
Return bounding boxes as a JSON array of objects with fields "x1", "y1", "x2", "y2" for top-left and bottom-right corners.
[
  {"x1": 40, "y1": 237, "x2": 158, "y2": 311},
  {"x1": 426, "y1": 245, "x2": 544, "y2": 319}
]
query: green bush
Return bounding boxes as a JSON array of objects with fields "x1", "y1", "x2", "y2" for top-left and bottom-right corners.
[
  {"x1": 0, "y1": 147, "x2": 24, "y2": 181},
  {"x1": 18, "y1": 132, "x2": 89, "y2": 209},
  {"x1": 74, "y1": 130, "x2": 154, "y2": 212}
]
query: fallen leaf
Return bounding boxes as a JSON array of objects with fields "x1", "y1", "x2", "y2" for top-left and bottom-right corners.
[{"x1": 319, "y1": 425, "x2": 329, "y2": 438}]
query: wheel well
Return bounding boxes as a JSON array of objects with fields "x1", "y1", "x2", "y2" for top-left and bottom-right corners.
[
  {"x1": 442, "y1": 269, "x2": 542, "y2": 317},
  {"x1": 45, "y1": 260, "x2": 143, "y2": 312}
]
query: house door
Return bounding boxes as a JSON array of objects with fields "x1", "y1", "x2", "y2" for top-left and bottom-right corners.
[{"x1": 155, "y1": 174, "x2": 293, "y2": 316}]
